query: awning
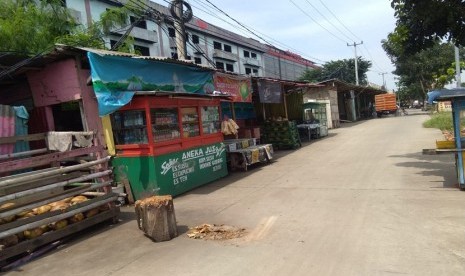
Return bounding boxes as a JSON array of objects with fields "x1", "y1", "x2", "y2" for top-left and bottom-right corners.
[{"x1": 427, "y1": 88, "x2": 465, "y2": 104}]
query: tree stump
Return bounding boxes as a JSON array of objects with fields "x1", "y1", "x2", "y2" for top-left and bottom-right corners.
[{"x1": 135, "y1": 195, "x2": 178, "y2": 242}]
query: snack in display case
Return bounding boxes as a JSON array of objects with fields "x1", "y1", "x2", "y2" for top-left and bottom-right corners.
[
  {"x1": 181, "y1": 107, "x2": 200, "y2": 137},
  {"x1": 111, "y1": 110, "x2": 148, "y2": 144},
  {"x1": 151, "y1": 108, "x2": 180, "y2": 142},
  {"x1": 201, "y1": 106, "x2": 220, "y2": 134}
]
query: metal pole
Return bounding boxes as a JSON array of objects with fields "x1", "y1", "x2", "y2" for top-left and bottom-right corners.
[
  {"x1": 455, "y1": 46, "x2": 461, "y2": 88},
  {"x1": 347, "y1": 41, "x2": 363, "y2": 85},
  {"x1": 174, "y1": 0, "x2": 187, "y2": 59},
  {"x1": 379, "y1": 72, "x2": 387, "y2": 89}
]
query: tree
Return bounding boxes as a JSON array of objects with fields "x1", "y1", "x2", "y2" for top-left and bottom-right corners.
[
  {"x1": 391, "y1": 0, "x2": 465, "y2": 54},
  {"x1": 383, "y1": 30, "x2": 465, "y2": 100},
  {"x1": 0, "y1": 0, "x2": 75, "y2": 54},
  {"x1": 0, "y1": 0, "x2": 133, "y2": 55},
  {"x1": 299, "y1": 57, "x2": 372, "y2": 85}
]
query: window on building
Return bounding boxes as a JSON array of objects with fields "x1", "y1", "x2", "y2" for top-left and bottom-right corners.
[
  {"x1": 225, "y1": 63, "x2": 234, "y2": 72},
  {"x1": 171, "y1": 52, "x2": 178, "y2": 59},
  {"x1": 251, "y1": 52, "x2": 257, "y2": 59},
  {"x1": 244, "y1": 50, "x2": 250, "y2": 58},
  {"x1": 194, "y1": 57, "x2": 202, "y2": 64},
  {"x1": 245, "y1": 67, "x2": 258, "y2": 75},
  {"x1": 213, "y1": 41, "x2": 222, "y2": 50},
  {"x1": 168, "y1": 27, "x2": 176, "y2": 37},
  {"x1": 215, "y1": 61, "x2": 224, "y2": 70},
  {"x1": 223, "y1": 44, "x2": 232, "y2": 53},
  {"x1": 130, "y1": 16, "x2": 147, "y2": 29},
  {"x1": 134, "y1": 45, "x2": 150, "y2": 56},
  {"x1": 186, "y1": 56, "x2": 192, "y2": 60},
  {"x1": 192, "y1": 34, "x2": 199, "y2": 44}
]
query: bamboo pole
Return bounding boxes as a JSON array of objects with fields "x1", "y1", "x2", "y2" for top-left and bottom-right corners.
[
  {"x1": 0, "y1": 156, "x2": 111, "y2": 187},
  {"x1": 0, "y1": 148, "x2": 48, "y2": 161},
  {"x1": 283, "y1": 84, "x2": 289, "y2": 120},
  {"x1": 0, "y1": 170, "x2": 112, "y2": 204}
]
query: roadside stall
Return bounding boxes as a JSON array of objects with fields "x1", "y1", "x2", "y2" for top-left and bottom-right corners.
[
  {"x1": 298, "y1": 102, "x2": 329, "y2": 141},
  {"x1": 427, "y1": 88, "x2": 465, "y2": 190},
  {"x1": 86, "y1": 53, "x2": 229, "y2": 199},
  {"x1": 213, "y1": 73, "x2": 273, "y2": 171},
  {"x1": 253, "y1": 78, "x2": 302, "y2": 149},
  {"x1": 0, "y1": 47, "x2": 119, "y2": 263}
]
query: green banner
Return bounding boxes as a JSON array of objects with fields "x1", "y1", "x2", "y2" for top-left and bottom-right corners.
[{"x1": 154, "y1": 143, "x2": 228, "y2": 195}]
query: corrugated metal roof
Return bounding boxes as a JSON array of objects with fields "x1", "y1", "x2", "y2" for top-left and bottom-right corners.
[{"x1": 54, "y1": 44, "x2": 214, "y2": 70}]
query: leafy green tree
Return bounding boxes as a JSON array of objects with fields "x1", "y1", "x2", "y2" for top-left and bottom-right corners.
[
  {"x1": 299, "y1": 57, "x2": 372, "y2": 85},
  {"x1": 383, "y1": 30, "x2": 464, "y2": 100},
  {"x1": 391, "y1": 0, "x2": 465, "y2": 54},
  {"x1": 0, "y1": 0, "x2": 75, "y2": 54},
  {"x1": 0, "y1": 0, "x2": 133, "y2": 54}
]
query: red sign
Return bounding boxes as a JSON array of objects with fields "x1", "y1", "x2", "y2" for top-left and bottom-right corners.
[{"x1": 213, "y1": 73, "x2": 252, "y2": 102}]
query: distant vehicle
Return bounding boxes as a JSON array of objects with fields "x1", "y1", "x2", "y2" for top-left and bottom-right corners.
[
  {"x1": 412, "y1": 100, "x2": 423, "y2": 108},
  {"x1": 375, "y1": 94, "x2": 397, "y2": 117}
]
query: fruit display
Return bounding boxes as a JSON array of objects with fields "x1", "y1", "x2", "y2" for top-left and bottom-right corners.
[
  {"x1": 261, "y1": 120, "x2": 301, "y2": 149},
  {"x1": 0, "y1": 195, "x2": 107, "y2": 250}
]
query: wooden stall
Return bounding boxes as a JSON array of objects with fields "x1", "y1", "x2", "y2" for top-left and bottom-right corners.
[
  {"x1": 0, "y1": 132, "x2": 118, "y2": 263},
  {"x1": 110, "y1": 95, "x2": 228, "y2": 199},
  {"x1": 0, "y1": 46, "x2": 121, "y2": 264}
]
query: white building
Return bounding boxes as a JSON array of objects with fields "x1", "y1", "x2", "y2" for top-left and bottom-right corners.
[{"x1": 66, "y1": 0, "x2": 316, "y2": 80}]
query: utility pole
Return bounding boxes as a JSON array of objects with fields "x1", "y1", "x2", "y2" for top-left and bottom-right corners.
[
  {"x1": 379, "y1": 72, "x2": 387, "y2": 89},
  {"x1": 173, "y1": 0, "x2": 187, "y2": 59},
  {"x1": 455, "y1": 46, "x2": 461, "y2": 88},
  {"x1": 347, "y1": 41, "x2": 363, "y2": 85}
]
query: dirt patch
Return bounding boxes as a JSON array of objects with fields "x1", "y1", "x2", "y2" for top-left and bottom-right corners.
[{"x1": 187, "y1": 224, "x2": 247, "y2": 240}]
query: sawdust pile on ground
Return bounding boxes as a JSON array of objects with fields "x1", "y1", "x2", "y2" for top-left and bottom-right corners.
[{"x1": 187, "y1": 224, "x2": 247, "y2": 240}]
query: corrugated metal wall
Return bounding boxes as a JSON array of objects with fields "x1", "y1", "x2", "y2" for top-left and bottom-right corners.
[{"x1": 0, "y1": 104, "x2": 15, "y2": 155}]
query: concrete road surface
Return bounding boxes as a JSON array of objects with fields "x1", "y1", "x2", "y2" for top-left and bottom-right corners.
[{"x1": 6, "y1": 114, "x2": 465, "y2": 276}]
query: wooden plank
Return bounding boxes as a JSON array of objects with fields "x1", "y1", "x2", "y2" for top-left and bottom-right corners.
[
  {"x1": 0, "y1": 148, "x2": 48, "y2": 162},
  {"x1": 0, "y1": 172, "x2": 86, "y2": 196},
  {"x1": 0, "y1": 146, "x2": 104, "y2": 173},
  {"x1": 0, "y1": 208, "x2": 119, "y2": 261},
  {"x1": 122, "y1": 178, "x2": 135, "y2": 204},
  {"x1": 0, "y1": 133, "x2": 46, "y2": 145}
]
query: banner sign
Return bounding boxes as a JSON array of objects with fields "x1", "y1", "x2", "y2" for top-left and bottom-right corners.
[
  {"x1": 257, "y1": 79, "x2": 283, "y2": 103},
  {"x1": 214, "y1": 73, "x2": 252, "y2": 102},
  {"x1": 88, "y1": 52, "x2": 214, "y2": 116},
  {"x1": 155, "y1": 143, "x2": 228, "y2": 195}
]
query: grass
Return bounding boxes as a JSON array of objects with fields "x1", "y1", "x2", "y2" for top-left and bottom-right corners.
[{"x1": 423, "y1": 112, "x2": 453, "y2": 131}]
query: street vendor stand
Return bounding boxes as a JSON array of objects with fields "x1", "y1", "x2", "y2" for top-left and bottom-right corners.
[
  {"x1": 214, "y1": 73, "x2": 273, "y2": 171},
  {"x1": 427, "y1": 88, "x2": 465, "y2": 189},
  {"x1": 86, "y1": 53, "x2": 229, "y2": 200},
  {"x1": 297, "y1": 102, "x2": 328, "y2": 141}
]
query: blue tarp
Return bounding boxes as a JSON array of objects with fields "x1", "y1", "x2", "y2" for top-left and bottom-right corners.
[
  {"x1": 427, "y1": 88, "x2": 465, "y2": 104},
  {"x1": 87, "y1": 52, "x2": 214, "y2": 116}
]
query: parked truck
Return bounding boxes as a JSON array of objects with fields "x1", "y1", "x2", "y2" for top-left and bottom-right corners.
[{"x1": 375, "y1": 93, "x2": 397, "y2": 117}]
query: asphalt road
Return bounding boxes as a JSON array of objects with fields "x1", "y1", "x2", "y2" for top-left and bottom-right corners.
[{"x1": 7, "y1": 113, "x2": 465, "y2": 276}]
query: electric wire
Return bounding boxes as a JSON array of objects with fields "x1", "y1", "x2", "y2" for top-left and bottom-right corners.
[
  {"x1": 288, "y1": 0, "x2": 348, "y2": 44},
  {"x1": 192, "y1": 0, "x2": 326, "y2": 64},
  {"x1": 302, "y1": 0, "x2": 355, "y2": 43}
]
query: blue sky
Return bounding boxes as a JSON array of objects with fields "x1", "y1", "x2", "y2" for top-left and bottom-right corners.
[{"x1": 150, "y1": 0, "x2": 397, "y2": 90}]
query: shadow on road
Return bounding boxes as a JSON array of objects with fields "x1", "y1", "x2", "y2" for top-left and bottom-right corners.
[{"x1": 390, "y1": 152, "x2": 457, "y2": 189}]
